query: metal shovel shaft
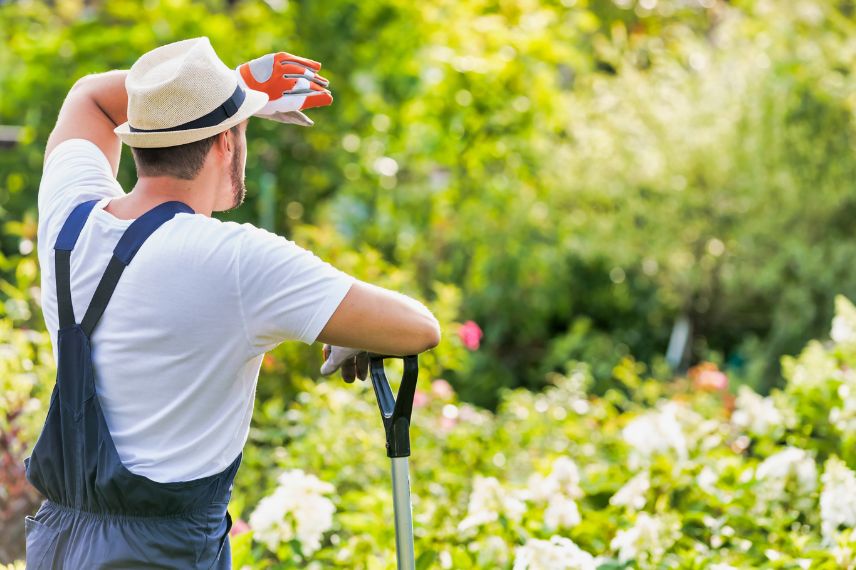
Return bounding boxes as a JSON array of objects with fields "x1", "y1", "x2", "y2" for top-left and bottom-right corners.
[
  {"x1": 369, "y1": 355, "x2": 419, "y2": 570},
  {"x1": 391, "y1": 457, "x2": 415, "y2": 570}
]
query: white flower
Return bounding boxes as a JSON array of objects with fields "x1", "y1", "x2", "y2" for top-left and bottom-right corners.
[
  {"x1": 785, "y1": 341, "x2": 841, "y2": 391},
  {"x1": 610, "y1": 472, "x2": 650, "y2": 511},
  {"x1": 830, "y1": 377, "x2": 856, "y2": 435},
  {"x1": 458, "y1": 476, "x2": 526, "y2": 532},
  {"x1": 513, "y1": 535, "x2": 597, "y2": 570},
  {"x1": 830, "y1": 529, "x2": 856, "y2": 568},
  {"x1": 731, "y1": 386, "x2": 784, "y2": 437},
  {"x1": 756, "y1": 447, "x2": 817, "y2": 495},
  {"x1": 751, "y1": 448, "x2": 817, "y2": 514},
  {"x1": 470, "y1": 536, "x2": 510, "y2": 566},
  {"x1": 610, "y1": 513, "x2": 679, "y2": 564},
  {"x1": 820, "y1": 457, "x2": 856, "y2": 542},
  {"x1": 831, "y1": 316, "x2": 856, "y2": 345},
  {"x1": 549, "y1": 457, "x2": 583, "y2": 497},
  {"x1": 544, "y1": 495, "x2": 581, "y2": 530},
  {"x1": 623, "y1": 402, "x2": 688, "y2": 465},
  {"x1": 276, "y1": 469, "x2": 336, "y2": 494},
  {"x1": 249, "y1": 489, "x2": 292, "y2": 549},
  {"x1": 528, "y1": 456, "x2": 583, "y2": 502},
  {"x1": 696, "y1": 466, "x2": 719, "y2": 495},
  {"x1": 832, "y1": 296, "x2": 856, "y2": 346},
  {"x1": 249, "y1": 469, "x2": 336, "y2": 555}
]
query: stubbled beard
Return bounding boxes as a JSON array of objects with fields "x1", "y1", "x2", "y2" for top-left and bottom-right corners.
[{"x1": 227, "y1": 144, "x2": 246, "y2": 211}]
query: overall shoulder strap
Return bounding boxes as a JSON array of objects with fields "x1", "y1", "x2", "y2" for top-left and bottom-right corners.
[
  {"x1": 54, "y1": 200, "x2": 100, "y2": 329},
  {"x1": 80, "y1": 201, "x2": 194, "y2": 337}
]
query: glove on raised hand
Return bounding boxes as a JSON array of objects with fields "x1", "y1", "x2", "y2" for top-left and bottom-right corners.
[{"x1": 237, "y1": 52, "x2": 333, "y2": 127}]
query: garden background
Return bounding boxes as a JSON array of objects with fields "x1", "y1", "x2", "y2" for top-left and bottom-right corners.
[{"x1": 1, "y1": 0, "x2": 856, "y2": 567}]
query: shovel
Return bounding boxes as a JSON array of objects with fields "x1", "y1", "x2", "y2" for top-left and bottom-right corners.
[{"x1": 368, "y1": 354, "x2": 419, "y2": 570}]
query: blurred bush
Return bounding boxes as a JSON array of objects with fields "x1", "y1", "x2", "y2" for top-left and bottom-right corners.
[
  {"x1": 0, "y1": 290, "x2": 55, "y2": 561},
  {"x1": 1, "y1": 0, "x2": 855, "y2": 404},
  {"x1": 227, "y1": 296, "x2": 856, "y2": 568},
  {"x1": 4, "y1": 0, "x2": 856, "y2": 565},
  {"x1": 6, "y1": 259, "x2": 856, "y2": 566}
]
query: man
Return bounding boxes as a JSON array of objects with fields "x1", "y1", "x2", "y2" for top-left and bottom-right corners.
[{"x1": 24, "y1": 37, "x2": 440, "y2": 569}]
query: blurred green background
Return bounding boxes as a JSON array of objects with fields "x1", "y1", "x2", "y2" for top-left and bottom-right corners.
[
  {"x1": 1, "y1": 0, "x2": 855, "y2": 566},
  {"x1": 2, "y1": 0, "x2": 855, "y2": 406}
]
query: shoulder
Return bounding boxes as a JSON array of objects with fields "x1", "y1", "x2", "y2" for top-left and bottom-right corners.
[
  {"x1": 43, "y1": 138, "x2": 114, "y2": 173},
  {"x1": 38, "y1": 138, "x2": 124, "y2": 224},
  {"x1": 40, "y1": 138, "x2": 119, "y2": 196},
  {"x1": 193, "y1": 219, "x2": 316, "y2": 262},
  {"x1": 167, "y1": 216, "x2": 267, "y2": 245},
  {"x1": 157, "y1": 215, "x2": 249, "y2": 257},
  {"x1": 151, "y1": 217, "x2": 292, "y2": 268}
]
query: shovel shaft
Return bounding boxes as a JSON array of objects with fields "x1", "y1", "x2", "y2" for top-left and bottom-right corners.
[
  {"x1": 369, "y1": 356, "x2": 418, "y2": 569},
  {"x1": 391, "y1": 457, "x2": 415, "y2": 570}
]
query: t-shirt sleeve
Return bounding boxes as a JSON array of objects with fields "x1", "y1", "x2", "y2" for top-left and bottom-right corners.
[
  {"x1": 237, "y1": 224, "x2": 356, "y2": 352},
  {"x1": 38, "y1": 138, "x2": 125, "y2": 230}
]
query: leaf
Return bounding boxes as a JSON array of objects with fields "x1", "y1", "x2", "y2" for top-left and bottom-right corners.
[
  {"x1": 415, "y1": 550, "x2": 437, "y2": 570},
  {"x1": 229, "y1": 530, "x2": 254, "y2": 568}
]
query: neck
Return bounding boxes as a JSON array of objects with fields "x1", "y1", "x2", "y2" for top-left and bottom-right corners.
[{"x1": 108, "y1": 173, "x2": 218, "y2": 219}]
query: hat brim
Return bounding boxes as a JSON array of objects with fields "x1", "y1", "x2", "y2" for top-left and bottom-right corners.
[{"x1": 114, "y1": 89, "x2": 269, "y2": 148}]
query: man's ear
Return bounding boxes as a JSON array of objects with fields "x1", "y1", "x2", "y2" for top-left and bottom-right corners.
[{"x1": 214, "y1": 128, "x2": 233, "y2": 158}]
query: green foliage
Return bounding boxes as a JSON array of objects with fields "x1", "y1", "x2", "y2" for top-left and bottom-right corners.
[
  {"x1": 231, "y1": 297, "x2": 856, "y2": 568},
  {"x1": 0, "y1": 281, "x2": 54, "y2": 561},
  {"x1": 2, "y1": 0, "x2": 855, "y2": 404},
  {"x1": 2, "y1": 0, "x2": 856, "y2": 562},
  {"x1": 7, "y1": 288, "x2": 856, "y2": 566}
]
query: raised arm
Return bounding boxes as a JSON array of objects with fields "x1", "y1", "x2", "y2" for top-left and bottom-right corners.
[{"x1": 45, "y1": 71, "x2": 129, "y2": 176}]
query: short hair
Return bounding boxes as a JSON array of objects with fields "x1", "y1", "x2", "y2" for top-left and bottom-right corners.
[{"x1": 131, "y1": 125, "x2": 239, "y2": 180}]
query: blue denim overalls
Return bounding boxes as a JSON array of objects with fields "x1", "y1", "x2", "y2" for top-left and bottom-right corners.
[{"x1": 25, "y1": 199, "x2": 241, "y2": 569}]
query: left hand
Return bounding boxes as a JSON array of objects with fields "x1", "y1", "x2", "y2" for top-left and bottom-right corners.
[
  {"x1": 320, "y1": 345, "x2": 368, "y2": 383},
  {"x1": 236, "y1": 52, "x2": 333, "y2": 127}
]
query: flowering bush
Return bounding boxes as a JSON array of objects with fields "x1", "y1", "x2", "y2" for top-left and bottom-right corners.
[
  {"x1": 457, "y1": 321, "x2": 483, "y2": 351},
  {"x1": 232, "y1": 297, "x2": 856, "y2": 568},
  {"x1": 248, "y1": 470, "x2": 336, "y2": 558},
  {"x1": 0, "y1": 320, "x2": 55, "y2": 561}
]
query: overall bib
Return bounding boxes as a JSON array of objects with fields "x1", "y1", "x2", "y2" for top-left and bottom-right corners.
[{"x1": 24, "y1": 199, "x2": 241, "y2": 569}]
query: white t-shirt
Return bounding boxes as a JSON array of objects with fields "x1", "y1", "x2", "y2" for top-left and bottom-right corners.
[{"x1": 36, "y1": 139, "x2": 355, "y2": 483}]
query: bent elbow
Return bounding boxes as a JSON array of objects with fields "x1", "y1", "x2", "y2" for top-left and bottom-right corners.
[
  {"x1": 418, "y1": 318, "x2": 441, "y2": 353},
  {"x1": 428, "y1": 321, "x2": 442, "y2": 349},
  {"x1": 69, "y1": 74, "x2": 97, "y2": 94}
]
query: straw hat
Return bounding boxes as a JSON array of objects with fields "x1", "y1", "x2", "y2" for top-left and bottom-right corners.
[{"x1": 115, "y1": 37, "x2": 268, "y2": 148}]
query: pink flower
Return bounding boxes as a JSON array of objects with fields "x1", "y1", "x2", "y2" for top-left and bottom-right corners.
[
  {"x1": 690, "y1": 363, "x2": 729, "y2": 392},
  {"x1": 439, "y1": 416, "x2": 458, "y2": 431},
  {"x1": 431, "y1": 379, "x2": 455, "y2": 400},
  {"x1": 413, "y1": 389, "x2": 429, "y2": 409},
  {"x1": 458, "y1": 320, "x2": 483, "y2": 351},
  {"x1": 699, "y1": 370, "x2": 728, "y2": 391},
  {"x1": 230, "y1": 518, "x2": 251, "y2": 537}
]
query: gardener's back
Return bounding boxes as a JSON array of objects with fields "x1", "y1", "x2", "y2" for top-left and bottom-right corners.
[
  {"x1": 37, "y1": 138, "x2": 356, "y2": 482},
  {"x1": 24, "y1": 38, "x2": 440, "y2": 569}
]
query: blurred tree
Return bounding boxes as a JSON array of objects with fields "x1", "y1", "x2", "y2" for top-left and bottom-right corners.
[{"x1": 0, "y1": 0, "x2": 854, "y2": 407}]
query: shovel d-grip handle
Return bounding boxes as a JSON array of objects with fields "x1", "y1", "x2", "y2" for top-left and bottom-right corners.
[{"x1": 368, "y1": 354, "x2": 419, "y2": 458}]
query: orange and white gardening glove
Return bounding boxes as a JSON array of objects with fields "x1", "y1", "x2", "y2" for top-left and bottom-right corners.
[{"x1": 236, "y1": 52, "x2": 333, "y2": 127}]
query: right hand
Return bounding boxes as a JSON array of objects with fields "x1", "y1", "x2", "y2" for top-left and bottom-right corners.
[
  {"x1": 236, "y1": 51, "x2": 333, "y2": 127},
  {"x1": 320, "y1": 344, "x2": 368, "y2": 383}
]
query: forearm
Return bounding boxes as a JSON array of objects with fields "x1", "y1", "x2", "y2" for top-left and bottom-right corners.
[
  {"x1": 73, "y1": 70, "x2": 129, "y2": 127},
  {"x1": 317, "y1": 282, "x2": 441, "y2": 356},
  {"x1": 46, "y1": 70, "x2": 130, "y2": 174}
]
